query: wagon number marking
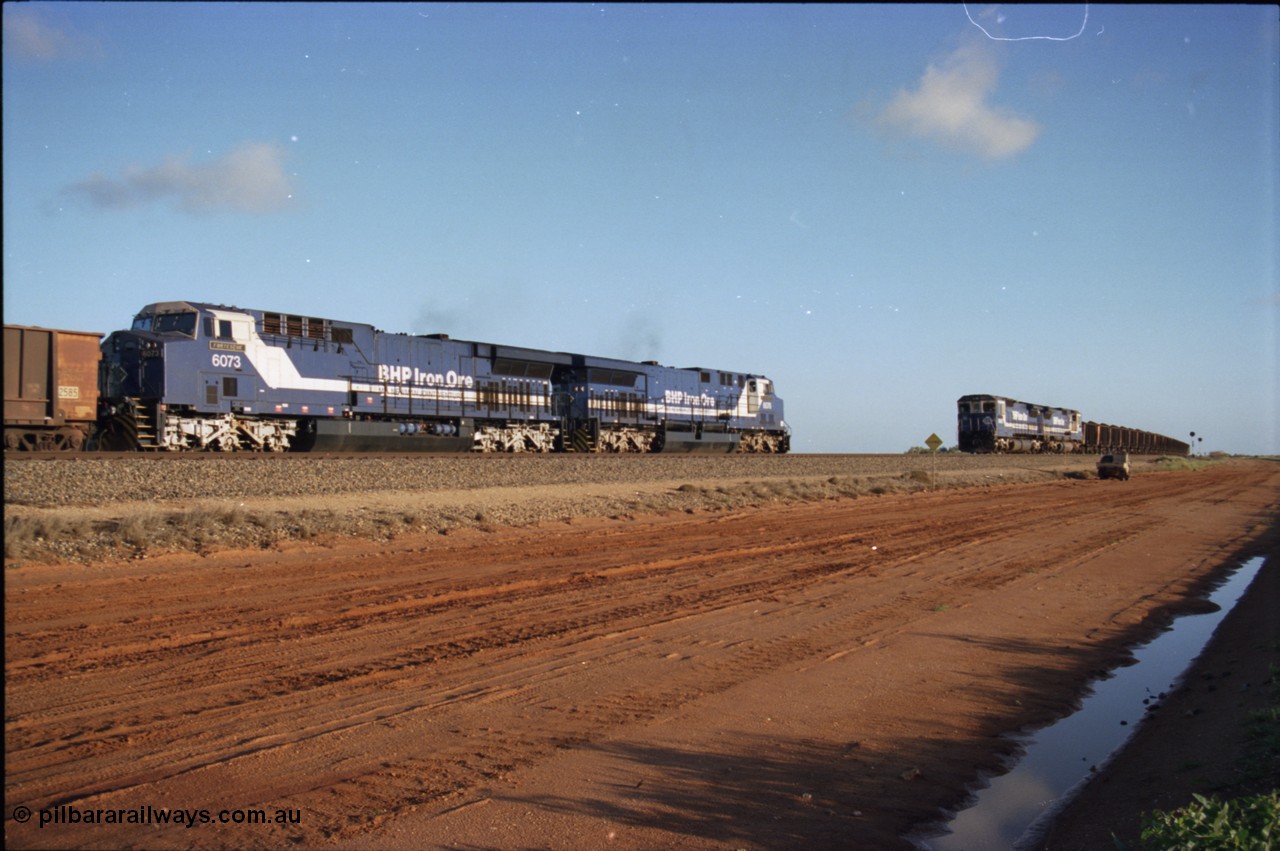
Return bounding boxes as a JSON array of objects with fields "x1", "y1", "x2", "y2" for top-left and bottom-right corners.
[{"x1": 211, "y1": 353, "x2": 242, "y2": 369}]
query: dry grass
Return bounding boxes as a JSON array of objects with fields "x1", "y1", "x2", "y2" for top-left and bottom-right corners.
[{"x1": 4, "y1": 460, "x2": 1210, "y2": 565}]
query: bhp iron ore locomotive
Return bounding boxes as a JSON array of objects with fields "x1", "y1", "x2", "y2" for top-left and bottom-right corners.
[
  {"x1": 95, "y1": 301, "x2": 790, "y2": 453},
  {"x1": 956, "y1": 394, "x2": 1188, "y2": 455}
]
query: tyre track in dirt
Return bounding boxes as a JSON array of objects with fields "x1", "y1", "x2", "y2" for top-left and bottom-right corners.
[
  {"x1": 5, "y1": 462, "x2": 1277, "y2": 849},
  {"x1": 0, "y1": 482, "x2": 1232, "y2": 801}
]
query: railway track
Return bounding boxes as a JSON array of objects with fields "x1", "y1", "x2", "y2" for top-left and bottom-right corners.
[
  {"x1": 4, "y1": 450, "x2": 888, "y2": 462},
  {"x1": 4, "y1": 452, "x2": 1105, "y2": 509}
]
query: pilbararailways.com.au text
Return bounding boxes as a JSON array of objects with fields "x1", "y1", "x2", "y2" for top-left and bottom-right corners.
[{"x1": 11, "y1": 804, "x2": 301, "y2": 829}]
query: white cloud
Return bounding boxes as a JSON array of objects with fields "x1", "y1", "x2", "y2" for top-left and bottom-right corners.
[
  {"x1": 2, "y1": 8, "x2": 97, "y2": 60},
  {"x1": 878, "y1": 43, "x2": 1041, "y2": 159},
  {"x1": 65, "y1": 143, "x2": 296, "y2": 214}
]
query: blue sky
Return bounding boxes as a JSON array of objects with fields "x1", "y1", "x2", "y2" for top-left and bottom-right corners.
[{"x1": 4, "y1": 3, "x2": 1277, "y2": 454}]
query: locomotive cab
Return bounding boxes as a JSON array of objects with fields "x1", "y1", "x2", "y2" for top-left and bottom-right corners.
[
  {"x1": 130, "y1": 306, "x2": 198, "y2": 337},
  {"x1": 201, "y1": 313, "x2": 241, "y2": 343},
  {"x1": 99, "y1": 302, "x2": 286, "y2": 450},
  {"x1": 103, "y1": 303, "x2": 207, "y2": 399},
  {"x1": 957, "y1": 395, "x2": 1000, "y2": 452},
  {"x1": 745, "y1": 378, "x2": 769, "y2": 413}
]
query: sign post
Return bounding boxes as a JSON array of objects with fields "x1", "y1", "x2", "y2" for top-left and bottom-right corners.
[{"x1": 924, "y1": 433, "x2": 943, "y2": 489}]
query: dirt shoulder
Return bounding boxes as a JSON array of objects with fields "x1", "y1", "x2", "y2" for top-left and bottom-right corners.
[{"x1": 4, "y1": 459, "x2": 1277, "y2": 850}]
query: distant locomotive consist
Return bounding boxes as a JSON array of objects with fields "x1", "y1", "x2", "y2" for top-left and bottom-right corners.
[
  {"x1": 956, "y1": 394, "x2": 1189, "y2": 455},
  {"x1": 90, "y1": 301, "x2": 789, "y2": 454}
]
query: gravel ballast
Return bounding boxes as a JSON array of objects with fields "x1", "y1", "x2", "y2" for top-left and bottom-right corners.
[{"x1": 4, "y1": 453, "x2": 1101, "y2": 507}]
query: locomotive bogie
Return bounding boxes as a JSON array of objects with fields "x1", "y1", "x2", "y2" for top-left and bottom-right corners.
[
  {"x1": 738, "y1": 429, "x2": 789, "y2": 454},
  {"x1": 159, "y1": 411, "x2": 297, "y2": 452},
  {"x1": 472, "y1": 422, "x2": 559, "y2": 453},
  {"x1": 593, "y1": 426, "x2": 656, "y2": 454}
]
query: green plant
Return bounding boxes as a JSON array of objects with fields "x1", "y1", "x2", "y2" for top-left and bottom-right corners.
[
  {"x1": 1238, "y1": 698, "x2": 1280, "y2": 786},
  {"x1": 1138, "y1": 791, "x2": 1279, "y2": 849}
]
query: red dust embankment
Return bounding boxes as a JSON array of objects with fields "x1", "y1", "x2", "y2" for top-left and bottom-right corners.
[{"x1": 4, "y1": 458, "x2": 1277, "y2": 849}]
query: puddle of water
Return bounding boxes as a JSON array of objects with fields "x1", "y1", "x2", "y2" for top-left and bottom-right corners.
[{"x1": 913, "y1": 556, "x2": 1266, "y2": 851}]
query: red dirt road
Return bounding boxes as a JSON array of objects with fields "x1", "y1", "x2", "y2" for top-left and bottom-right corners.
[{"x1": 5, "y1": 461, "x2": 1277, "y2": 850}]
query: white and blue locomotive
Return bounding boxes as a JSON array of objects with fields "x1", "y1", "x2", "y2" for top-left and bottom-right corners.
[
  {"x1": 98, "y1": 301, "x2": 789, "y2": 453},
  {"x1": 957, "y1": 393, "x2": 1189, "y2": 455},
  {"x1": 956, "y1": 394, "x2": 1083, "y2": 453}
]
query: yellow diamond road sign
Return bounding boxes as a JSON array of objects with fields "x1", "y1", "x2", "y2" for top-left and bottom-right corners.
[{"x1": 925, "y1": 433, "x2": 943, "y2": 451}]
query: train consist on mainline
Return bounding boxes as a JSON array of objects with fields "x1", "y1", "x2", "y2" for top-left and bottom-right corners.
[
  {"x1": 3, "y1": 304, "x2": 1194, "y2": 458},
  {"x1": 5, "y1": 301, "x2": 789, "y2": 454},
  {"x1": 956, "y1": 394, "x2": 1189, "y2": 455}
]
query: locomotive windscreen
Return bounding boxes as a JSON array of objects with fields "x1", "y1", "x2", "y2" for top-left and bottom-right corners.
[{"x1": 132, "y1": 311, "x2": 196, "y2": 336}]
